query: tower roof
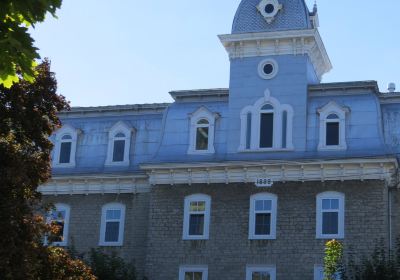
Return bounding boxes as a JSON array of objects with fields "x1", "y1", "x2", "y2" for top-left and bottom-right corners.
[{"x1": 232, "y1": 0, "x2": 313, "y2": 34}]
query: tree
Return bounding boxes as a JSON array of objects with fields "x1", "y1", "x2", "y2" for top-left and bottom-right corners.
[
  {"x1": 0, "y1": 60, "x2": 96, "y2": 279},
  {"x1": 0, "y1": 0, "x2": 62, "y2": 88}
]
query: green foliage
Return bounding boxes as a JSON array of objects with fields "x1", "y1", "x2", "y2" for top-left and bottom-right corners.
[
  {"x1": 324, "y1": 239, "x2": 344, "y2": 280},
  {"x1": 88, "y1": 249, "x2": 136, "y2": 280},
  {"x1": 342, "y1": 239, "x2": 400, "y2": 280},
  {"x1": 0, "y1": 60, "x2": 95, "y2": 279},
  {"x1": 0, "y1": 0, "x2": 62, "y2": 87}
]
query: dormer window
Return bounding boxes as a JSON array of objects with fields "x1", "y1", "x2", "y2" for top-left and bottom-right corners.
[
  {"x1": 53, "y1": 125, "x2": 79, "y2": 168},
  {"x1": 188, "y1": 107, "x2": 219, "y2": 155},
  {"x1": 257, "y1": 0, "x2": 282, "y2": 24},
  {"x1": 318, "y1": 101, "x2": 349, "y2": 151},
  {"x1": 240, "y1": 90, "x2": 293, "y2": 152},
  {"x1": 105, "y1": 122, "x2": 133, "y2": 166}
]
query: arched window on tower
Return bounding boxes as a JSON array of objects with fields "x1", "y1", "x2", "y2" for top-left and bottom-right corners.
[{"x1": 259, "y1": 104, "x2": 274, "y2": 148}]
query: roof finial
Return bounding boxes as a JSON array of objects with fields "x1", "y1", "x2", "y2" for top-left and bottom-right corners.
[{"x1": 313, "y1": 0, "x2": 318, "y2": 13}]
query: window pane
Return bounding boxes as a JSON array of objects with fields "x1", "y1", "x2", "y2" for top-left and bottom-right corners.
[
  {"x1": 189, "y1": 214, "x2": 204, "y2": 235},
  {"x1": 59, "y1": 142, "x2": 72, "y2": 164},
  {"x1": 115, "y1": 132, "x2": 125, "y2": 138},
  {"x1": 193, "y1": 272, "x2": 203, "y2": 280},
  {"x1": 51, "y1": 221, "x2": 65, "y2": 242},
  {"x1": 282, "y1": 110, "x2": 287, "y2": 149},
  {"x1": 190, "y1": 201, "x2": 205, "y2": 212},
  {"x1": 197, "y1": 119, "x2": 209, "y2": 125},
  {"x1": 246, "y1": 112, "x2": 252, "y2": 150},
  {"x1": 261, "y1": 104, "x2": 273, "y2": 110},
  {"x1": 196, "y1": 127, "x2": 209, "y2": 150},
  {"x1": 106, "y1": 209, "x2": 121, "y2": 220},
  {"x1": 331, "y1": 199, "x2": 339, "y2": 209},
  {"x1": 185, "y1": 272, "x2": 192, "y2": 280},
  {"x1": 322, "y1": 199, "x2": 330, "y2": 210},
  {"x1": 255, "y1": 213, "x2": 271, "y2": 235},
  {"x1": 255, "y1": 200, "x2": 271, "y2": 211},
  {"x1": 61, "y1": 134, "x2": 72, "y2": 140},
  {"x1": 327, "y1": 114, "x2": 339, "y2": 120},
  {"x1": 252, "y1": 272, "x2": 271, "y2": 280},
  {"x1": 113, "y1": 140, "x2": 125, "y2": 162},
  {"x1": 260, "y1": 113, "x2": 274, "y2": 148},
  {"x1": 322, "y1": 212, "x2": 339, "y2": 235},
  {"x1": 105, "y1": 221, "x2": 120, "y2": 242},
  {"x1": 326, "y1": 122, "x2": 339, "y2": 146}
]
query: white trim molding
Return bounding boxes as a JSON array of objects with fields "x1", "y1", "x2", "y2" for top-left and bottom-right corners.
[
  {"x1": 183, "y1": 194, "x2": 211, "y2": 240},
  {"x1": 46, "y1": 203, "x2": 71, "y2": 247},
  {"x1": 219, "y1": 29, "x2": 332, "y2": 81},
  {"x1": 39, "y1": 174, "x2": 150, "y2": 195},
  {"x1": 52, "y1": 124, "x2": 80, "y2": 168},
  {"x1": 188, "y1": 106, "x2": 219, "y2": 155},
  {"x1": 141, "y1": 157, "x2": 398, "y2": 186},
  {"x1": 179, "y1": 265, "x2": 208, "y2": 280},
  {"x1": 318, "y1": 101, "x2": 350, "y2": 151},
  {"x1": 316, "y1": 191, "x2": 345, "y2": 239},
  {"x1": 239, "y1": 89, "x2": 294, "y2": 152},
  {"x1": 249, "y1": 193, "x2": 277, "y2": 240},
  {"x1": 246, "y1": 265, "x2": 276, "y2": 280},
  {"x1": 258, "y1": 58, "x2": 279, "y2": 79},
  {"x1": 105, "y1": 121, "x2": 134, "y2": 167},
  {"x1": 99, "y1": 202, "x2": 126, "y2": 246}
]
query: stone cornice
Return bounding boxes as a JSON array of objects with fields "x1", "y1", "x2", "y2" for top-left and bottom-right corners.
[
  {"x1": 39, "y1": 174, "x2": 150, "y2": 195},
  {"x1": 218, "y1": 29, "x2": 332, "y2": 81},
  {"x1": 141, "y1": 157, "x2": 398, "y2": 187}
]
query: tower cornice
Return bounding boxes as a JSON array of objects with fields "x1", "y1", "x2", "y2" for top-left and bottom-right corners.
[{"x1": 219, "y1": 28, "x2": 332, "y2": 81}]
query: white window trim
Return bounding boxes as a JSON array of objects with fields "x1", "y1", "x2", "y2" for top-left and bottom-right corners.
[
  {"x1": 183, "y1": 194, "x2": 211, "y2": 240},
  {"x1": 257, "y1": 0, "x2": 283, "y2": 24},
  {"x1": 99, "y1": 202, "x2": 126, "y2": 246},
  {"x1": 179, "y1": 265, "x2": 208, "y2": 280},
  {"x1": 258, "y1": 58, "x2": 279, "y2": 79},
  {"x1": 317, "y1": 101, "x2": 349, "y2": 151},
  {"x1": 188, "y1": 107, "x2": 219, "y2": 155},
  {"x1": 52, "y1": 124, "x2": 79, "y2": 168},
  {"x1": 249, "y1": 193, "x2": 277, "y2": 240},
  {"x1": 246, "y1": 265, "x2": 276, "y2": 280},
  {"x1": 314, "y1": 265, "x2": 341, "y2": 280},
  {"x1": 105, "y1": 121, "x2": 133, "y2": 167},
  {"x1": 316, "y1": 191, "x2": 345, "y2": 239},
  {"x1": 239, "y1": 89, "x2": 294, "y2": 152},
  {"x1": 46, "y1": 203, "x2": 71, "y2": 247}
]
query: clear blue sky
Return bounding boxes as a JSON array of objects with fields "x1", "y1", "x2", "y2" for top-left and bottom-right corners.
[{"x1": 31, "y1": 0, "x2": 400, "y2": 107}]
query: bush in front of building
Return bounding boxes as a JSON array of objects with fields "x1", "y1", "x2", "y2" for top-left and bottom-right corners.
[{"x1": 88, "y1": 248, "x2": 137, "y2": 280}]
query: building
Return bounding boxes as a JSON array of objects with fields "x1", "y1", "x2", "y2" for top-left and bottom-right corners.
[{"x1": 40, "y1": 0, "x2": 400, "y2": 279}]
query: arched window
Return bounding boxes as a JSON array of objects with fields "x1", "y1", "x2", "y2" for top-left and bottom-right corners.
[
  {"x1": 316, "y1": 191, "x2": 345, "y2": 239},
  {"x1": 46, "y1": 203, "x2": 70, "y2": 246},
  {"x1": 318, "y1": 101, "x2": 349, "y2": 151},
  {"x1": 99, "y1": 203, "x2": 126, "y2": 246},
  {"x1": 183, "y1": 194, "x2": 211, "y2": 240},
  {"x1": 53, "y1": 125, "x2": 79, "y2": 167},
  {"x1": 188, "y1": 107, "x2": 218, "y2": 155},
  {"x1": 248, "y1": 193, "x2": 277, "y2": 240},
  {"x1": 239, "y1": 90, "x2": 293, "y2": 151},
  {"x1": 105, "y1": 122, "x2": 133, "y2": 166}
]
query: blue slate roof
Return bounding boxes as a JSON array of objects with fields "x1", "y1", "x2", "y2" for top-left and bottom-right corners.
[{"x1": 232, "y1": 0, "x2": 312, "y2": 34}]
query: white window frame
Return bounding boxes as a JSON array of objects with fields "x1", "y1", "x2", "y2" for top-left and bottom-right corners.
[
  {"x1": 316, "y1": 191, "x2": 345, "y2": 239},
  {"x1": 249, "y1": 193, "x2": 277, "y2": 240},
  {"x1": 188, "y1": 107, "x2": 219, "y2": 155},
  {"x1": 258, "y1": 58, "x2": 279, "y2": 80},
  {"x1": 246, "y1": 265, "x2": 276, "y2": 280},
  {"x1": 99, "y1": 203, "x2": 126, "y2": 246},
  {"x1": 318, "y1": 101, "x2": 349, "y2": 151},
  {"x1": 314, "y1": 265, "x2": 341, "y2": 280},
  {"x1": 179, "y1": 265, "x2": 208, "y2": 280},
  {"x1": 105, "y1": 121, "x2": 133, "y2": 167},
  {"x1": 239, "y1": 89, "x2": 293, "y2": 152},
  {"x1": 183, "y1": 194, "x2": 211, "y2": 240},
  {"x1": 52, "y1": 124, "x2": 79, "y2": 168},
  {"x1": 46, "y1": 203, "x2": 71, "y2": 247}
]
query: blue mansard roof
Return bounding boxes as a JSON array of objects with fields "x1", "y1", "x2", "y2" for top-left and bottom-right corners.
[{"x1": 232, "y1": 0, "x2": 313, "y2": 34}]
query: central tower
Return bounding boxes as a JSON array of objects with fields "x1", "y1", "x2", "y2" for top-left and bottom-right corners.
[{"x1": 219, "y1": 0, "x2": 331, "y2": 156}]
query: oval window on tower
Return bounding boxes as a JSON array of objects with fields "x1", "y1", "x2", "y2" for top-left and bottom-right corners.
[{"x1": 258, "y1": 58, "x2": 279, "y2": 80}]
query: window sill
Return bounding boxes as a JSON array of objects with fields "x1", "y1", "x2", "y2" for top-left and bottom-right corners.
[
  {"x1": 318, "y1": 145, "x2": 347, "y2": 151},
  {"x1": 249, "y1": 235, "x2": 276, "y2": 240},
  {"x1": 104, "y1": 161, "x2": 130, "y2": 167},
  {"x1": 99, "y1": 242, "x2": 123, "y2": 247},
  {"x1": 52, "y1": 163, "x2": 76, "y2": 168},
  {"x1": 238, "y1": 148, "x2": 294, "y2": 153},
  {"x1": 182, "y1": 235, "x2": 209, "y2": 240},
  {"x1": 187, "y1": 150, "x2": 215, "y2": 155},
  {"x1": 316, "y1": 234, "x2": 344, "y2": 240}
]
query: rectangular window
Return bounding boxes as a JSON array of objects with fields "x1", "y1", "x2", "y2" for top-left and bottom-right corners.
[
  {"x1": 183, "y1": 195, "x2": 210, "y2": 240},
  {"x1": 105, "y1": 209, "x2": 121, "y2": 242},
  {"x1": 326, "y1": 122, "x2": 339, "y2": 146},
  {"x1": 246, "y1": 113, "x2": 252, "y2": 149},
  {"x1": 196, "y1": 127, "x2": 209, "y2": 150},
  {"x1": 188, "y1": 201, "x2": 205, "y2": 236},
  {"x1": 254, "y1": 200, "x2": 272, "y2": 235},
  {"x1": 113, "y1": 140, "x2": 125, "y2": 162},
  {"x1": 260, "y1": 113, "x2": 274, "y2": 148},
  {"x1": 59, "y1": 142, "x2": 72, "y2": 164},
  {"x1": 249, "y1": 194, "x2": 277, "y2": 240},
  {"x1": 246, "y1": 266, "x2": 276, "y2": 280},
  {"x1": 47, "y1": 204, "x2": 70, "y2": 247},
  {"x1": 50, "y1": 210, "x2": 66, "y2": 243},
  {"x1": 322, "y1": 199, "x2": 339, "y2": 235},
  {"x1": 179, "y1": 266, "x2": 208, "y2": 280}
]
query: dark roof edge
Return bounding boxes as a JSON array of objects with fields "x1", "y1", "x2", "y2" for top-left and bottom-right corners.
[
  {"x1": 58, "y1": 103, "x2": 170, "y2": 115},
  {"x1": 169, "y1": 88, "x2": 229, "y2": 101},
  {"x1": 309, "y1": 81, "x2": 379, "y2": 93}
]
